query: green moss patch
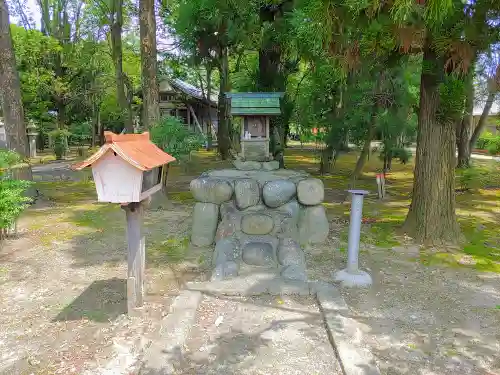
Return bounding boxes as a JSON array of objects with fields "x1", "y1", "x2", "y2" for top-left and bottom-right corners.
[
  {"x1": 148, "y1": 236, "x2": 190, "y2": 265},
  {"x1": 168, "y1": 191, "x2": 195, "y2": 204},
  {"x1": 36, "y1": 181, "x2": 96, "y2": 204}
]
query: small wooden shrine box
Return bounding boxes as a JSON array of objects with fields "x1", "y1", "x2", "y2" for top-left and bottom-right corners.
[
  {"x1": 226, "y1": 92, "x2": 283, "y2": 161},
  {"x1": 73, "y1": 131, "x2": 176, "y2": 203}
]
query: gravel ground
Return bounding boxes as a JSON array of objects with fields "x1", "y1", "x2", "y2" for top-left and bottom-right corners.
[
  {"x1": 176, "y1": 294, "x2": 342, "y2": 375},
  {"x1": 0, "y1": 199, "x2": 205, "y2": 375},
  {"x1": 307, "y1": 233, "x2": 500, "y2": 375}
]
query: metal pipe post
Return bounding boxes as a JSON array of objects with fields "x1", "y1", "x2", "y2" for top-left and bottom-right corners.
[
  {"x1": 346, "y1": 191, "x2": 365, "y2": 273},
  {"x1": 333, "y1": 189, "x2": 372, "y2": 287}
]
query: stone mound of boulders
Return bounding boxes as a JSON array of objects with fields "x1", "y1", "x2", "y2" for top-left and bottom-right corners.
[{"x1": 189, "y1": 168, "x2": 330, "y2": 282}]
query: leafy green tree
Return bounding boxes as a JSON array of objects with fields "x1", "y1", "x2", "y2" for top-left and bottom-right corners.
[
  {"x1": 168, "y1": 0, "x2": 259, "y2": 159},
  {"x1": 299, "y1": 0, "x2": 500, "y2": 243},
  {"x1": 10, "y1": 25, "x2": 59, "y2": 139}
]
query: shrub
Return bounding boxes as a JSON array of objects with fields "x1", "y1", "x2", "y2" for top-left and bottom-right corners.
[
  {"x1": 476, "y1": 132, "x2": 500, "y2": 155},
  {"x1": 69, "y1": 121, "x2": 92, "y2": 147},
  {"x1": 486, "y1": 137, "x2": 500, "y2": 155},
  {"x1": 476, "y1": 132, "x2": 491, "y2": 149},
  {"x1": 0, "y1": 150, "x2": 32, "y2": 232},
  {"x1": 150, "y1": 116, "x2": 204, "y2": 166},
  {"x1": 378, "y1": 145, "x2": 412, "y2": 166},
  {"x1": 49, "y1": 129, "x2": 71, "y2": 160}
]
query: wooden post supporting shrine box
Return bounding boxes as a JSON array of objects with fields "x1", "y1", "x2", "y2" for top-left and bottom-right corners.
[
  {"x1": 73, "y1": 131, "x2": 176, "y2": 314},
  {"x1": 225, "y1": 92, "x2": 284, "y2": 162}
]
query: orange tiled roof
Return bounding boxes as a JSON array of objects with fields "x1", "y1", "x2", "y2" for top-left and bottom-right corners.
[{"x1": 72, "y1": 131, "x2": 176, "y2": 171}]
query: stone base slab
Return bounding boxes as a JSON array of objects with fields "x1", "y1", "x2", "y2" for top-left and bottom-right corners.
[
  {"x1": 181, "y1": 277, "x2": 381, "y2": 375},
  {"x1": 333, "y1": 268, "x2": 373, "y2": 288}
]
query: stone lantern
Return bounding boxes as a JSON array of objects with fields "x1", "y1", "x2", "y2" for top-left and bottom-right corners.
[{"x1": 26, "y1": 120, "x2": 38, "y2": 158}]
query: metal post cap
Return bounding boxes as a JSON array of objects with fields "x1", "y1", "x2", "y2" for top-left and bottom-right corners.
[{"x1": 347, "y1": 189, "x2": 369, "y2": 195}]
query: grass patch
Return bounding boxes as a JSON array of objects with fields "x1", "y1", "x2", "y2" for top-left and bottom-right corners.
[
  {"x1": 168, "y1": 191, "x2": 195, "y2": 204},
  {"x1": 25, "y1": 146, "x2": 499, "y2": 273},
  {"x1": 148, "y1": 236, "x2": 190, "y2": 264},
  {"x1": 36, "y1": 180, "x2": 96, "y2": 204},
  {"x1": 420, "y1": 252, "x2": 463, "y2": 268},
  {"x1": 69, "y1": 204, "x2": 121, "y2": 230},
  {"x1": 368, "y1": 223, "x2": 401, "y2": 248}
]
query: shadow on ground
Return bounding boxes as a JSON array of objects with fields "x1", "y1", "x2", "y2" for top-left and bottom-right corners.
[{"x1": 53, "y1": 278, "x2": 126, "y2": 322}]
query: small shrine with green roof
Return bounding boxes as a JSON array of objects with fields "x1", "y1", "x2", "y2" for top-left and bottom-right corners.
[{"x1": 226, "y1": 92, "x2": 284, "y2": 162}]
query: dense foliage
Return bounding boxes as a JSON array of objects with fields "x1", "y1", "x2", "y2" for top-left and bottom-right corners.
[
  {"x1": 477, "y1": 132, "x2": 500, "y2": 155},
  {"x1": 9, "y1": 21, "x2": 142, "y2": 148},
  {"x1": 3, "y1": 0, "x2": 499, "y2": 244},
  {"x1": 0, "y1": 150, "x2": 32, "y2": 232},
  {"x1": 150, "y1": 116, "x2": 205, "y2": 165}
]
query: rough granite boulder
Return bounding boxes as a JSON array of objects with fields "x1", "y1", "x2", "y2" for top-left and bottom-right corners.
[
  {"x1": 241, "y1": 213, "x2": 274, "y2": 235},
  {"x1": 242, "y1": 204, "x2": 267, "y2": 213},
  {"x1": 238, "y1": 234, "x2": 279, "y2": 254},
  {"x1": 190, "y1": 178, "x2": 233, "y2": 204},
  {"x1": 234, "y1": 179, "x2": 260, "y2": 209},
  {"x1": 212, "y1": 261, "x2": 239, "y2": 281},
  {"x1": 215, "y1": 213, "x2": 241, "y2": 242},
  {"x1": 242, "y1": 242, "x2": 275, "y2": 267},
  {"x1": 281, "y1": 265, "x2": 307, "y2": 282},
  {"x1": 275, "y1": 199, "x2": 300, "y2": 218},
  {"x1": 262, "y1": 180, "x2": 296, "y2": 208},
  {"x1": 298, "y1": 205, "x2": 330, "y2": 245},
  {"x1": 191, "y1": 202, "x2": 219, "y2": 246},
  {"x1": 233, "y1": 160, "x2": 262, "y2": 171},
  {"x1": 220, "y1": 200, "x2": 238, "y2": 217},
  {"x1": 277, "y1": 238, "x2": 305, "y2": 266},
  {"x1": 271, "y1": 214, "x2": 299, "y2": 240},
  {"x1": 262, "y1": 161, "x2": 280, "y2": 171},
  {"x1": 213, "y1": 237, "x2": 241, "y2": 265},
  {"x1": 297, "y1": 178, "x2": 325, "y2": 206}
]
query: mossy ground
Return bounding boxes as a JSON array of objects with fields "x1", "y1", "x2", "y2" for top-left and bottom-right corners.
[
  {"x1": 29, "y1": 147, "x2": 499, "y2": 273},
  {"x1": 285, "y1": 147, "x2": 500, "y2": 272}
]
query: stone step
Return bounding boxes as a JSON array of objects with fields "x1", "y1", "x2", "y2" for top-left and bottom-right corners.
[{"x1": 138, "y1": 278, "x2": 381, "y2": 375}]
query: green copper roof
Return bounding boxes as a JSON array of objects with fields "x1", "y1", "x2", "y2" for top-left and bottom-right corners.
[{"x1": 226, "y1": 92, "x2": 284, "y2": 115}]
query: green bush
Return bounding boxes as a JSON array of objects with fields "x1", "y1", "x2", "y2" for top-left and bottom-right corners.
[
  {"x1": 69, "y1": 121, "x2": 92, "y2": 147},
  {"x1": 0, "y1": 150, "x2": 32, "y2": 231},
  {"x1": 486, "y1": 137, "x2": 500, "y2": 155},
  {"x1": 378, "y1": 145, "x2": 412, "y2": 166},
  {"x1": 150, "y1": 116, "x2": 204, "y2": 165},
  {"x1": 476, "y1": 132, "x2": 500, "y2": 155},
  {"x1": 49, "y1": 129, "x2": 71, "y2": 160}
]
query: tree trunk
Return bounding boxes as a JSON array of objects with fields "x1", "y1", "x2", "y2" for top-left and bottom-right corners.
[
  {"x1": 206, "y1": 66, "x2": 213, "y2": 150},
  {"x1": 139, "y1": 0, "x2": 159, "y2": 129},
  {"x1": 110, "y1": 0, "x2": 134, "y2": 133},
  {"x1": 319, "y1": 145, "x2": 334, "y2": 175},
  {"x1": 469, "y1": 91, "x2": 496, "y2": 150},
  {"x1": 351, "y1": 125, "x2": 375, "y2": 183},
  {"x1": 351, "y1": 73, "x2": 380, "y2": 183},
  {"x1": 258, "y1": 4, "x2": 289, "y2": 160},
  {"x1": 91, "y1": 97, "x2": 100, "y2": 147},
  {"x1": 0, "y1": 0, "x2": 28, "y2": 156},
  {"x1": 456, "y1": 62, "x2": 474, "y2": 168},
  {"x1": 402, "y1": 41, "x2": 460, "y2": 244},
  {"x1": 456, "y1": 117, "x2": 472, "y2": 168},
  {"x1": 217, "y1": 47, "x2": 230, "y2": 159}
]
